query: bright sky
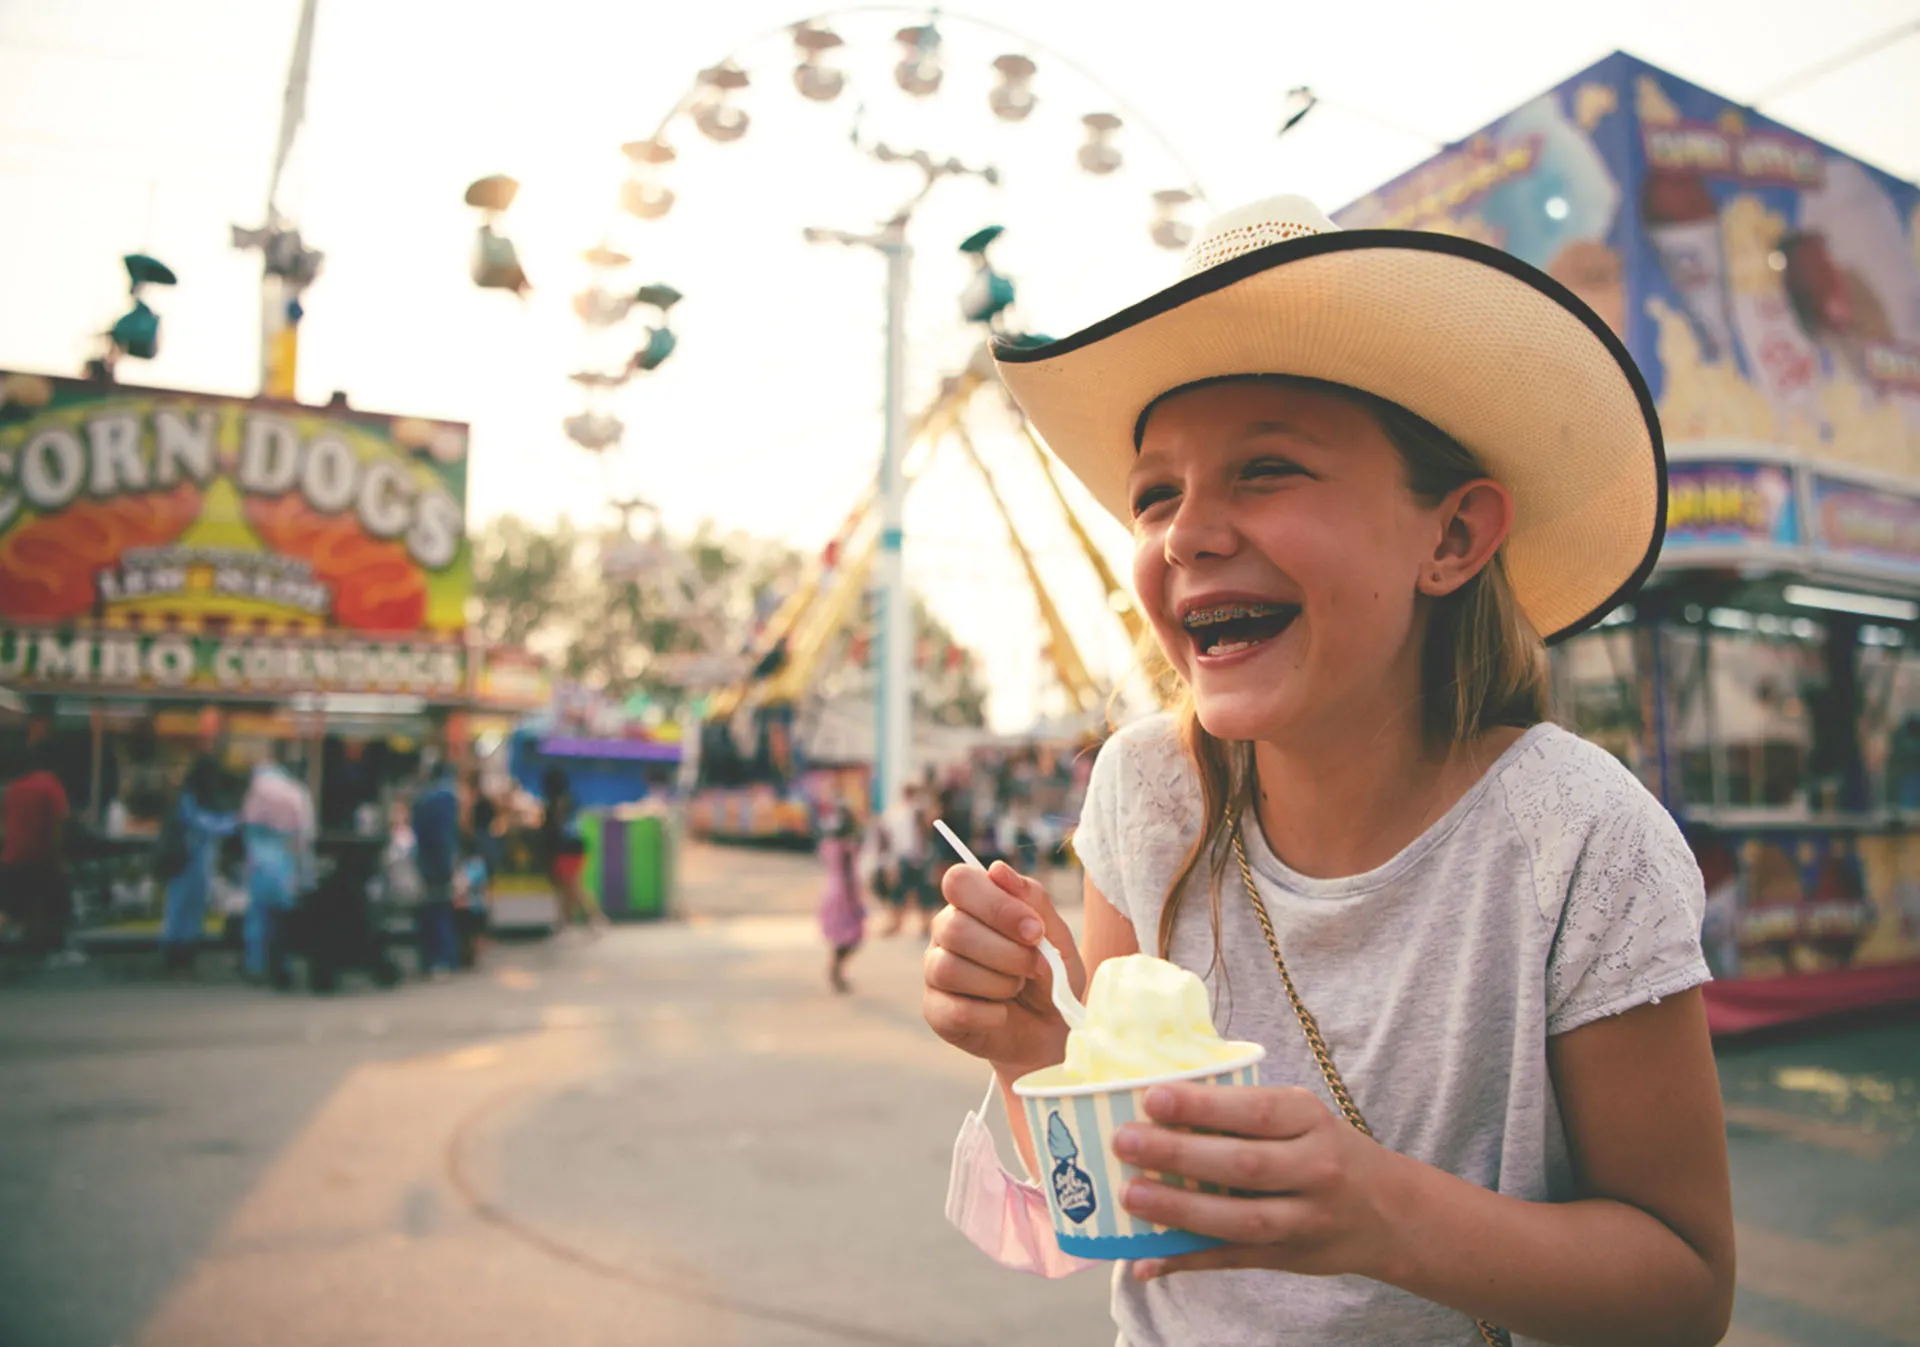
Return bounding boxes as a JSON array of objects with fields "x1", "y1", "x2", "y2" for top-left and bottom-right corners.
[{"x1": 2, "y1": 0, "x2": 1917, "y2": 731}]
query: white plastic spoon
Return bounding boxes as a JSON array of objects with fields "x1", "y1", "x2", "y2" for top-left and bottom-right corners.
[{"x1": 933, "y1": 818, "x2": 1087, "y2": 1031}]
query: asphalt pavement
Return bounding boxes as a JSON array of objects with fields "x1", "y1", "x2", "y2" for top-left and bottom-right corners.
[{"x1": 0, "y1": 844, "x2": 1914, "y2": 1347}]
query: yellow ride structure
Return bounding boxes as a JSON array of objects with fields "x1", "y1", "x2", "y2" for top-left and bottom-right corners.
[{"x1": 706, "y1": 360, "x2": 1151, "y2": 726}]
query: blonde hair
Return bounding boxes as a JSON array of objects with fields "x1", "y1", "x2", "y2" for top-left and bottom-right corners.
[{"x1": 1134, "y1": 379, "x2": 1550, "y2": 961}]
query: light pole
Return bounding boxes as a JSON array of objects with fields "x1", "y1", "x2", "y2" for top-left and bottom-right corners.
[
  {"x1": 231, "y1": 0, "x2": 324, "y2": 399},
  {"x1": 805, "y1": 143, "x2": 996, "y2": 816}
]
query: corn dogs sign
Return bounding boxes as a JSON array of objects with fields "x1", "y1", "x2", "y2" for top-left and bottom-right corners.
[
  {"x1": 0, "y1": 374, "x2": 470, "y2": 637},
  {"x1": 0, "y1": 628, "x2": 467, "y2": 698}
]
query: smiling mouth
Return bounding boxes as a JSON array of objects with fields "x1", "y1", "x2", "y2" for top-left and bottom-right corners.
[{"x1": 1181, "y1": 602, "x2": 1300, "y2": 657}]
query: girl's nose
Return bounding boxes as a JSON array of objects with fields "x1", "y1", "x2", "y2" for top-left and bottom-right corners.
[{"x1": 1163, "y1": 494, "x2": 1237, "y2": 566}]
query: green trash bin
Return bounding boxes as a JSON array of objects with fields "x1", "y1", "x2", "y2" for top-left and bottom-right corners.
[
  {"x1": 578, "y1": 812, "x2": 605, "y2": 910},
  {"x1": 583, "y1": 810, "x2": 675, "y2": 920}
]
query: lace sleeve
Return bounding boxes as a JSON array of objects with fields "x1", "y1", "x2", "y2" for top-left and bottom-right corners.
[{"x1": 1545, "y1": 792, "x2": 1712, "y2": 1036}]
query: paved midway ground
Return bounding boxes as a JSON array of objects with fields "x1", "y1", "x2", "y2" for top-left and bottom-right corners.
[{"x1": 0, "y1": 844, "x2": 1914, "y2": 1347}]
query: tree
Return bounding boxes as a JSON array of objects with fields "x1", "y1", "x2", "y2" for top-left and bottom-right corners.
[
  {"x1": 468, "y1": 515, "x2": 581, "y2": 652},
  {"x1": 911, "y1": 595, "x2": 990, "y2": 728},
  {"x1": 470, "y1": 515, "x2": 990, "y2": 726}
]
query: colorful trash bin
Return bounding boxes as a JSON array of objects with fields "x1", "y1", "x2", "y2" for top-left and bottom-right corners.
[{"x1": 578, "y1": 809, "x2": 676, "y2": 920}]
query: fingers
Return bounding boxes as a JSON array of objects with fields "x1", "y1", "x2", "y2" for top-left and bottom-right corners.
[
  {"x1": 922, "y1": 986, "x2": 1009, "y2": 1042},
  {"x1": 1139, "y1": 1083, "x2": 1327, "y2": 1139},
  {"x1": 1120, "y1": 1180, "x2": 1318, "y2": 1248},
  {"x1": 923, "y1": 938, "x2": 1027, "y2": 1001},
  {"x1": 928, "y1": 901, "x2": 1042, "y2": 984},
  {"x1": 940, "y1": 862, "x2": 1047, "y2": 948},
  {"x1": 997, "y1": 864, "x2": 1086, "y2": 995},
  {"x1": 1113, "y1": 1123, "x2": 1326, "y2": 1193}
]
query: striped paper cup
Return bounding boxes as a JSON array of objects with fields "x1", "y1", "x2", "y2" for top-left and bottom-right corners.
[{"x1": 1011, "y1": 1046, "x2": 1265, "y2": 1260}]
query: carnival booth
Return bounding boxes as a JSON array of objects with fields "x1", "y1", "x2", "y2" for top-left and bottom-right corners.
[
  {"x1": 487, "y1": 684, "x2": 684, "y2": 920},
  {"x1": 0, "y1": 373, "x2": 477, "y2": 935},
  {"x1": 1340, "y1": 52, "x2": 1920, "y2": 1032}
]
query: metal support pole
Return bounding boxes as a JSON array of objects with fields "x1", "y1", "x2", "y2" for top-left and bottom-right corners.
[
  {"x1": 88, "y1": 702, "x2": 104, "y2": 827},
  {"x1": 261, "y1": 273, "x2": 299, "y2": 400},
  {"x1": 1645, "y1": 617, "x2": 1673, "y2": 809},
  {"x1": 877, "y1": 224, "x2": 913, "y2": 817},
  {"x1": 803, "y1": 141, "x2": 994, "y2": 816},
  {"x1": 1702, "y1": 622, "x2": 1728, "y2": 810}
]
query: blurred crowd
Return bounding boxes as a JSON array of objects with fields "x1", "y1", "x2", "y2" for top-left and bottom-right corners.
[{"x1": 0, "y1": 740, "x2": 603, "y2": 989}]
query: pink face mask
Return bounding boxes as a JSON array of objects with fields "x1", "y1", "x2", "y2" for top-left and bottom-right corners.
[{"x1": 944, "y1": 1075, "x2": 1096, "y2": 1279}]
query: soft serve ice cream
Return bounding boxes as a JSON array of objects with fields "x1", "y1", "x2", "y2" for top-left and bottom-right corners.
[
  {"x1": 1011, "y1": 954, "x2": 1265, "y2": 1258},
  {"x1": 1057, "y1": 954, "x2": 1259, "y2": 1084}
]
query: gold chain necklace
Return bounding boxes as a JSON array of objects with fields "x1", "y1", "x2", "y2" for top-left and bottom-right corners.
[{"x1": 1232, "y1": 825, "x2": 1510, "y2": 1347}]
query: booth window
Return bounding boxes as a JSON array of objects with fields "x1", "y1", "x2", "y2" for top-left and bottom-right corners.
[
  {"x1": 1551, "y1": 626, "x2": 1653, "y2": 790},
  {"x1": 1857, "y1": 625, "x2": 1920, "y2": 812},
  {"x1": 1666, "y1": 609, "x2": 1833, "y2": 814}
]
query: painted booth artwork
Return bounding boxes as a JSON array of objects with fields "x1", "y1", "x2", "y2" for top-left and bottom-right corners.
[{"x1": 1335, "y1": 51, "x2": 1920, "y2": 481}]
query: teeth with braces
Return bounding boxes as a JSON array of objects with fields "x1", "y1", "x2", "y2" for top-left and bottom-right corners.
[{"x1": 1183, "y1": 602, "x2": 1293, "y2": 627}]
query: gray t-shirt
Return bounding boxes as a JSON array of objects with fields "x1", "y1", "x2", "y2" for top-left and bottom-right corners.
[{"x1": 1072, "y1": 714, "x2": 1710, "y2": 1347}]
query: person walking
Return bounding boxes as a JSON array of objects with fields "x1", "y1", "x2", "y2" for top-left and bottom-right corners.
[
  {"x1": 862, "y1": 806, "x2": 899, "y2": 934},
  {"x1": 457, "y1": 773, "x2": 500, "y2": 969},
  {"x1": 0, "y1": 741, "x2": 77, "y2": 966},
  {"x1": 816, "y1": 805, "x2": 865, "y2": 993},
  {"x1": 410, "y1": 761, "x2": 461, "y2": 978},
  {"x1": 539, "y1": 767, "x2": 605, "y2": 935},
  {"x1": 880, "y1": 782, "x2": 930, "y2": 937},
  {"x1": 157, "y1": 757, "x2": 236, "y2": 975},
  {"x1": 239, "y1": 753, "x2": 315, "y2": 988}
]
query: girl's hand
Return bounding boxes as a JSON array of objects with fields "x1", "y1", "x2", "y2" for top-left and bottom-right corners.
[
  {"x1": 922, "y1": 860, "x2": 1083, "y2": 1079},
  {"x1": 1114, "y1": 1083, "x2": 1407, "y2": 1282}
]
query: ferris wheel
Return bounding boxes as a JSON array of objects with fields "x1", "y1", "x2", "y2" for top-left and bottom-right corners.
[
  {"x1": 466, "y1": 7, "x2": 1210, "y2": 464},
  {"x1": 463, "y1": 8, "x2": 1209, "y2": 777}
]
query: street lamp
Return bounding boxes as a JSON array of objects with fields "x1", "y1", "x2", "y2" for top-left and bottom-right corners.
[{"x1": 805, "y1": 140, "x2": 996, "y2": 815}]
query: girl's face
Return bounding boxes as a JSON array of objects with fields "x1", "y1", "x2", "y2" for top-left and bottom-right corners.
[{"x1": 1129, "y1": 381, "x2": 1498, "y2": 747}]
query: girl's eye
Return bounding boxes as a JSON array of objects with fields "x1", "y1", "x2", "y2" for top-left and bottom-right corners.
[
  {"x1": 1243, "y1": 457, "x2": 1304, "y2": 481},
  {"x1": 1131, "y1": 485, "x2": 1176, "y2": 517}
]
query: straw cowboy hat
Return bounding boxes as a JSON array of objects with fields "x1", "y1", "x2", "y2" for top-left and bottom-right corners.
[{"x1": 992, "y1": 195, "x2": 1666, "y2": 643}]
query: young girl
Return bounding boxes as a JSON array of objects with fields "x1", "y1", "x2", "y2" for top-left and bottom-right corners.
[
  {"x1": 816, "y1": 805, "x2": 865, "y2": 993},
  {"x1": 923, "y1": 196, "x2": 1734, "y2": 1346}
]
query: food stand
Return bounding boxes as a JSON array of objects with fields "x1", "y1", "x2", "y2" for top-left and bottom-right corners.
[
  {"x1": 1339, "y1": 52, "x2": 1920, "y2": 1032},
  {"x1": 0, "y1": 372, "x2": 475, "y2": 934}
]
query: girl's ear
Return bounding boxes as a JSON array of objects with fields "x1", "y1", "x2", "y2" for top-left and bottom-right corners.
[{"x1": 1416, "y1": 479, "x2": 1513, "y2": 599}]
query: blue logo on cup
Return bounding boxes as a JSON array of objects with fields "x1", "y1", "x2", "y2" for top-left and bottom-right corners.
[{"x1": 1046, "y1": 1111, "x2": 1097, "y2": 1224}]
